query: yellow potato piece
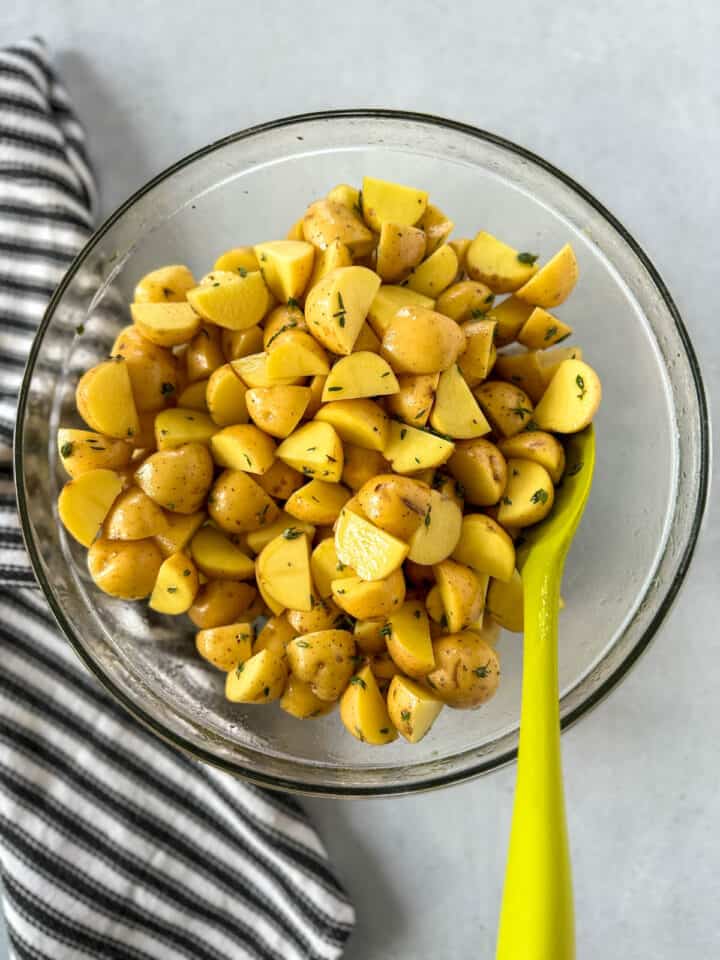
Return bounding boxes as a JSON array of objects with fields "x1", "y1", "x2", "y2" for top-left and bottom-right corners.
[
  {"x1": 376, "y1": 222, "x2": 426, "y2": 283},
  {"x1": 177, "y1": 379, "x2": 210, "y2": 411},
  {"x1": 474, "y1": 381, "x2": 534, "y2": 438},
  {"x1": 387, "y1": 675, "x2": 443, "y2": 743},
  {"x1": 286, "y1": 217, "x2": 305, "y2": 241},
  {"x1": 486, "y1": 569, "x2": 524, "y2": 633},
  {"x1": 306, "y1": 239, "x2": 353, "y2": 293},
  {"x1": 254, "y1": 615, "x2": 297, "y2": 657},
  {"x1": 256, "y1": 459, "x2": 304, "y2": 500},
  {"x1": 154, "y1": 408, "x2": 217, "y2": 450},
  {"x1": 266, "y1": 330, "x2": 330, "y2": 378},
  {"x1": 57, "y1": 429, "x2": 131, "y2": 479},
  {"x1": 430, "y1": 364, "x2": 490, "y2": 440},
  {"x1": 303, "y1": 199, "x2": 375, "y2": 257},
  {"x1": 190, "y1": 526, "x2": 255, "y2": 580},
  {"x1": 130, "y1": 302, "x2": 202, "y2": 347},
  {"x1": 208, "y1": 469, "x2": 280, "y2": 534},
  {"x1": 386, "y1": 373, "x2": 438, "y2": 427},
  {"x1": 225, "y1": 649, "x2": 288, "y2": 703},
  {"x1": 326, "y1": 183, "x2": 360, "y2": 209},
  {"x1": 353, "y1": 618, "x2": 388, "y2": 655},
  {"x1": 435, "y1": 280, "x2": 495, "y2": 323},
  {"x1": 135, "y1": 443, "x2": 213, "y2": 514},
  {"x1": 452, "y1": 514, "x2": 515, "y2": 582},
  {"x1": 276, "y1": 421, "x2": 344, "y2": 482},
  {"x1": 254, "y1": 240, "x2": 315, "y2": 301},
  {"x1": 340, "y1": 664, "x2": 397, "y2": 745},
  {"x1": 76, "y1": 358, "x2": 140, "y2": 439},
  {"x1": 448, "y1": 438, "x2": 507, "y2": 507},
  {"x1": 497, "y1": 431, "x2": 565, "y2": 484},
  {"x1": 407, "y1": 488, "x2": 462, "y2": 565},
  {"x1": 420, "y1": 203, "x2": 454, "y2": 256},
  {"x1": 154, "y1": 510, "x2": 205, "y2": 557},
  {"x1": 340, "y1": 445, "x2": 388, "y2": 491},
  {"x1": 213, "y1": 246, "x2": 259, "y2": 274},
  {"x1": 321, "y1": 351, "x2": 398, "y2": 401},
  {"x1": 149, "y1": 553, "x2": 199, "y2": 614},
  {"x1": 366, "y1": 285, "x2": 434, "y2": 338},
  {"x1": 466, "y1": 232, "x2": 539, "y2": 294},
  {"x1": 187, "y1": 271, "x2": 270, "y2": 330},
  {"x1": 221, "y1": 325, "x2": 265, "y2": 361},
  {"x1": 331, "y1": 568, "x2": 406, "y2": 619},
  {"x1": 315, "y1": 398, "x2": 389, "y2": 452},
  {"x1": 361, "y1": 176, "x2": 428, "y2": 232},
  {"x1": 133, "y1": 264, "x2": 195, "y2": 303},
  {"x1": 287, "y1": 629, "x2": 356, "y2": 702},
  {"x1": 492, "y1": 350, "x2": 547, "y2": 403},
  {"x1": 335, "y1": 508, "x2": 408, "y2": 581},
  {"x1": 435, "y1": 559, "x2": 488, "y2": 634},
  {"x1": 187, "y1": 578, "x2": 257, "y2": 628},
  {"x1": 537, "y1": 345, "x2": 584, "y2": 387},
  {"x1": 280, "y1": 676, "x2": 335, "y2": 719},
  {"x1": 485, "y1": 295, "x2": 535, "y2": 346},
  {"x1": 285, "y1": 479, "x2": 351, "y2": 525},
  {"x1": 497, "y1": 458, "x2": 555, "y2": 528},
  {"x1": 245, "y1": 513, "x2": 315, "y2": 554},
  {"x1": 58, "y1": 469, "x2": 122, "y2": 547},
  {"x1": 517, "y1": 307, "x2": 573, "y2": 350},
  {"x1": 246, "y1": 385, "x2": 310, "y2": 438},
  {"x1": 256, "y1": 530, "x2": 312, "y2": 611},
  {"x1": 458, "y1": 320, "x2": 497, "y2": 387},
  {"x1": 448, "y1": 237, "x2": 471, "y2": 270},
  {"x1": 311, "y1": 537, "x2": 356, "y2": 598},
  {"x1": 384, "y1": 421, "x2": 454, "y2": 474},
  {"x1": 88, "y1": 538, "x2": 163, "y2": 600},
  {"x1": 357, "y1": 473, "x2": 431, "y2": 541},
  {"x1": 425, "y1": 583, "x2": 445, "y2": 624},
  {"x1": 304, "y1": 266, "x2": 381, "y2": 355},
  {"x1": 206, "y1": 364, "x2": 248, "y2": 426},
  {"x1": 386, "y1": 600, "x2": 434, "y2": 676},
  {"x1": 263, "y1": 303, "x2": 307, "y2": 346},
  {"x1": 381, "y1": 306, "x2": 465, "y2": 375},
  {"x1": 256, "y1": 577, "x2": 286, "y2": 616},
  {"x1": 185, "y1": 323, "x2": 224, "y2": 382},
  {"x1": 210, "y1": 424, "x2": 276, "y2": 474},
  {"x1": 406, "y1": 244, "x2": 458, "y2": 298},
  {"x1": 286, "y1": 596, "x2": 342, "y2": 634},
  {"x1": 427, "y1": 631, "x2": 500, "y2": 708},
  {"x1": 514, "y1": 243, "x2": 578, "y2": 308},
  {"x1": 196, "y1": 622, "x2": 254, "y2": 671},
  {"x1": 104, "y1": 486, "x2": 166, "y2": 541},
  {"x1": 534, "y1": 358, "x2": 602, "y2": 433},
  {"x1": 353, "y1": 322, "x2": 381, "y2": 353}
]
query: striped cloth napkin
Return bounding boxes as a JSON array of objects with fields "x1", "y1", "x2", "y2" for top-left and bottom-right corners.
[{"x1": 0, "y1": 38, "x2": 355, "y2": 960}]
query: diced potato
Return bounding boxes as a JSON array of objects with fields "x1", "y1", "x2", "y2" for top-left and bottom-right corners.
[
  {"x1": 332, "y1": 568, "x2": 406, "y2": 619},
  {"x1": 384, "y1": 421, "x2": 454, "y2": 474},
  {"x1": 353, "y1": 322, "x2": 381, "y2": 353},
  {"x1": 286, "y1": 217, "x2": 305, "y2": 241},
  {"x1": 281, "y1": 676, "x2": 336, "y2": 719},
  {"x1": 133, "y1": 264, "x2": 195, "y2": 303},
  {"x1": 135, "y1": 443, "x2": 214, "y2": 514},
  {"x1": 434, "y1": 559, "x2": 484, "y2": 633},
  {"x1": 311, "y1": 537, "x2": 356, "y2": 598},
  {"x1": 256, "y1": 530, "x2": 312, "y2": 611},
  {"x1": 266, "y1": 329, "x2": 330, "y2": 378},
  {"x1": 407, "y1": 488, "x2": 462, "y2": 565},
  {"x1": 263, "y1": 303, "x2": 308, "y2": 348},
  {"x1": 448, "y1": 438, "x2": 507, "y2": 506},
  {"x1": 221, "y1": 325, "x2": 265, "y2": 361},
  {"x1": 154, "y1": 510, "x2": 205, "y2": 557},
  {"x1": 366, "y1": 285, "x2": 435, "y2": 338},
  {"x1": 154, "y1": 409, "x2": 217, "y2": 450},
  {"x1": 376, "y1": 222, "x2": 426, "y2": 283},
  {"x1": 206, "y1": 364, "x2": 248, "y2": 426},
  {"x1": 514, "y1": 243, "x2": 578, "y2": 308},
  {"x1": 256, "y1": 459, "x2": 305, "y2": 499},
  {"x1": 465, "y1": 232, "x2": 539, "y2": 293},
  {"x1": 285, "y1": 595, "x2": 343, "y2": 634},
  {"x1": 435, "y1": 280, "x2": 495, "y2": 322},
  {"x1": 213, "y1": 247, "x2": 259, "y2": 274},
  {"x1": 245, "y1": 513, "x2": 315, "y2": 554},
  {"x1": 425, "y1": 583, "x2": 445, "y2": 623},
  {"x1": 111, "y1": 325, "x2": 180, "y2": 413},
  {"x1": 322, "y1": 352, "x2": 398, "y2": 401},
  {"x1": 231, "y1": 352, "x2": 300, "y2": 389},
  {"x1": 58, "y1": 468, "x2": 122, "y2": 547},
  {"x1": 304, "y1": 266, "x2": 381, "y2": 355},
  {"x1": 341, "y1": 445, "x2": 389, "y2": 490},
  {"x1": 448, "y1": 237, "x2": 471, "y2": 271},
  {"x1": 353, "y1": 618, "x2": 388, "y2": 655},
  {"x1": 130, "y1": 302, "x2": 202, "y2": 347},
  {"x1": 361, "y1": 176, "x2": 428, "y2": 232},
  {"x1": 246, "y1": 385, "x2": 310, "y2": 438},
  {"x1": 76, "y1": 358, "x2": 140, "y2": 439},
  {"x1": 486, "y1": 569, "x2": 523, "y2": 633},
  {"x1": 149, "y1": 552, "x2": 199, "y2": 614},
  {"x1": 386, "y1": 600, "x2": 434, "y2": 676},
  {"x1": 105, "y1": 486, "x2": 166, "y2": 540},
  {"x1": 474, "y1": 381, "x2": 534, "y2": 437},
  {"x1": 340, "y1": 664, "x2": 397, "y2": 744},
  {"x1": 426, "y1": 631, "x2": 500, "y2": 708},
  {"x1": 256, "y1": 577, "x2": 285, "y2": 616},
  {"x1": 303, "y1": 199, "x2": 375, "y2": 256},
  {"x1": 406, "y1": 244, "x2": 458, "y2": 298},
  {"x1": 534, "y1": 359, "x2": 602, "y2": 433},
  {"x1": 458, "y1": 320, "x2": 497, "y2": 387},
  {"x1": 177, "y1": 379, "x2": 210, "y2": 411},
  {"x1": 185, "y1": 323, "x2": 225, "y2": 382},
  {"x1": 326, "y1": 183, "x2": 360, "y2": 209},
  {"x1": 381, "y1": 306, "x2": 464, "y2": 374},
  {"x1": 370, "y1": 650, "x2": 401, "y2": 685},
  {"x1": 357, "y1": 473, "x2": 431, "y2": 541},
  {"x1": 386, "y1": 373, "x2": 438, "y2": 427},
  {"x1": 306, "y1": 239, "x2": 353, "y2": 293},
  {"x1": 492, "y1": 350, "x2": 547, "y2": 402},
  {"x1": 304, "y1": 374, "x2": 326, "y2": 419},
  {"x1": 387, "y1": 675, "x2": 443, "y2": 743},
  {"x1": 517, "y1": 307, "x2": 572, "y2": 350},
  {"x1": 498, "y1": 431, "x2": 566, "y2": 484},
  {"x1": 188, "y1": 580, "x2": 257, "y2": 629},
  {"x1": 452, "y1": 514, "x2": 515, "y2": 581},
  {"x1": 284, "y1": 479, "x2": 350, "y2": 525},
  {"x1": 57, "y1": 429, "x2": 131, "y2": 479},
  {"x1": 430, "y1": 364, "x2": 490, "y2": 440},
  {"x1": 485, "y1": 296, "x2": 535, "y2": 346},
  {"x1": 210, "y1": 424, "x2": 276, "y2": 474},
  {"x1": 335, "y1": 508, "x2": 408, "y2": 581},
  {"x1": 497, "y1": 458, "x2": 555, "y2": 528},
  {"x1": 196, "y1": 622, "x2": 254, "y2": 671},
  {"x1": 208, "y1": 469, "x2": 280, "y2": 533},
  {"x1": 275, "y1": 421, "x2": 344, "y2": 481},
  {"x1": 187, "y1": 271, "x2": 271, "y2": 330},
  {"x1": 315, "y1": 398, "x2": 389, "y2": 452},
  {"x1": 225, "y1": 649, "x2": 288, "y2": 703},
  {"x1": 254, "y1": 240, "x2": 315, "y2": 301},
  {"x1": 254, "y1": 615, "x2": 297, "y2": 657},
  {"x1": 190, "y1": 525, "x2": 255, "y2": 580},
  {"x1": 420, "y1": 203, "x2": 454, "y2": 256},
  {"x1": 537, "y1": 345, "x2": 584, "y2": 387},
  {"x1": 88, "y1": 538, "x2": 164, "y2": 599},
  {"x1": 287, "y1": 629, "x2": 356, "y2": 701}
]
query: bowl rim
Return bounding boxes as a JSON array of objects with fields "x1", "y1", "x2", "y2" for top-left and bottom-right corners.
[{"x1": 15, "y1": 108, "x2": 711, "y2": 797}]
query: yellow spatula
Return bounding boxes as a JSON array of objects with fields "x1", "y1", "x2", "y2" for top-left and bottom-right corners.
[{"x1": 496, "y1": 425, "x2": 595, "y2": 960}]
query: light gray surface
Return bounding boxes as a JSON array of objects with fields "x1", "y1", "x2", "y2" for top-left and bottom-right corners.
[{"x1": 1, "y1": 2, "x2": 718, "y2": 957}]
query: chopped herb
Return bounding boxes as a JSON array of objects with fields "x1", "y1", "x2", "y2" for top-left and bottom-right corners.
[
  {"x1": 238, "y1": 267, "x2": 248, "y2": 277},
  {"x1": 555, "y1": 332, "x2": 571, "y2": 344},
  {"x1": 257, "y1": 503, "x2": 270, "y2": 523},
  {"x1": 326, "y1": 454, "x2": 337, "y2": 462},
  {"x1": 243, "y1": 453, "x2": 252, "y2": 467},
  {"x1": 182, "y1": 569, "x2": 191, "y2": 577},
  {"x1": 576, "y1": 374, "x2": 587, "y2": 399},
  {"x1": 160, "y1": 429, "x2": 169, "y2": 436},
  {"x1": 162, "y1": 287, "x2": 174, "y2": 298},
  {"x1": 530, "y1": 488, "x2": 549, "y2": 504},
  {"x1": 512, "y1": 468, "x2": 519, "y2": 476},
  {"x1": 379, "y1": 727, "x2": 389, "y2": 735},
  {"x1": 414, "y1": 456, "x2": 421, "y2": 464},
  {"x1": 166, "y1": 502, "x2": 175, "y2": 510},
  {"x1": 511, "y1": 406, "x2": 533, "y2": 419},
  {"x1": 302, "y1": 466, "x2": 315, "y2": 475},
  {"x1": 185, "y1": 416, "x2": 195, "y2": 421},
  {"x1": 295, "y1": 640, "x2": 310, "y2": 648},
  {"x1": 306, "y1": 446, "x2": 317, "y2": 452},
  {"x1": 263, "y1": 686, "x2": 270, "y2": 697},
  {"x1": 355, "y1": 726, "x2": 365, "y2": 741},
  {"x1": 471, "y1": 308, "x2": 487, "y2": 319},
  {"x1": 485, "y1": 293, "x2": 494, "y2": 303},
  {"x1": 327, "y1": 386, "x2": 343, "y2": 392},
  {"x1": 380, "y1": 371, "x2": 391, "y2": 378},
  {"x1": 424, "y1": 506, "x2": 432, "y2": 527},
  {"x1": 287, "y1": 297, "x2": 300, "y2": 308},
  {"x1": 400, "y1": 428, "x2": 407, "y2": 440},
  {"x1": 212, "y1": 282, "x2": 220, "y2": 287},
  {"x1": 336, "y1": 561, "x2": 346, "y2": 572},
  {"x1": 235, "y1": 662, "x2": 245, "y2": 676},
  {"x1": 524, "y1": 419, "x2": 539, "y2": 432},
  {"x1": 502, "y1": 496, "x2": 512, "y2": 505},
  {"x1": 439, "y1": 613, "x2": 448, "y2": 629},
  {"x1": 334, "y1": 613, "x2": 355, "y2": 630},
  {"x1": 474, "y1": 661, "x2": 491, "y2": 678},
  {"x1": 400, "y1": 710, "x2": 411, "y2": 722},
  {"x1": 75, "y1": 324, "x2": 85, "y2": 335},
  {"x1": 350, "y1": 676, "x2": 367, "y2": 689},
  {"x1": 544, "y1": 326, "x2": 558, "y2": 342},
  {"x1": 166, "y1": 585, "x2": 178, "y2": 594},
  {"x1": 334, "y1": 291, "x2": 346, "y2": 327},
  {"x1": 380, "y1": 623, "x2": 392, "y2": 638},
  {"x1": 455, "y1": 480, "x2": 465, "y2": 498},
  {"x1": 60, "y1": 441, "x2": 73, "y2": 458},
  {"x1": 265, "y1": 321, "x2": 297, "y2": 347},
  {"x1": 282, "y1": 527, "x2": 302, "y2": 539},
  {"x1": 259, "y1": 253, "x2": 267, "y2": 261},
  {"x1": 415, "y1": 408, "x2": 427, "y2": 419},
  {"x1": 517, "y1": 252, "x2": 539, "y2": 265},
  {"x1": 161, "y1": 382, "x2": 175, "y2": 395},
  {"x1": 127, "y1": 428, "x2": 134, "y2": 437},
  {"x1": 567, "y1": 461, "x2": 584, "y2": 477},
  {"x1": 311, "y1": 495, "x2": 320, "y2": 503},
  {"x1": 413, "y1": 609, "x2": 421, "y2": 619}
]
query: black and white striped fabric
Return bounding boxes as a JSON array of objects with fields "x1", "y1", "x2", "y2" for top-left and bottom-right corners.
[{"x1": 0, "y1": 38, "x2": 355, "y2": 960}]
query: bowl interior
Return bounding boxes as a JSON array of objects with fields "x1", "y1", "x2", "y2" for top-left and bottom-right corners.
[{"x1": 17, "y1": 113, "x2": 708, "y2": 795}]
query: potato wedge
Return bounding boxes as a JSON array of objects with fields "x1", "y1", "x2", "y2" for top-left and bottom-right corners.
[
  {"x1": 76, "y1": 358, "x2": 140, "y2": 439},
  {"x1": 188, "y1": 579, "x2": 258, "y2": 629},
  {"x1": 357, "y1": 473, "x2": 431, "y2": 541},
  {"x1": 154, "y1": 510, "x2": 205, "y2": 557},
  {"x1": 254, "y1": 615, "x2": 297, "y2": 657},
  {"x1": 366, "y1": 284, "x2": 435, "y2": 338},
  {"x1": 287, "y1": 629, "x2": 356, "y2": 701},
  {"x1": 534, "y1": 359, "x2": 602, "y2": 433},
  {"x1": 426, "y1": 631, "x2": 500, "y2": 708},
  {"x1": 466, "y1": 232, "x2": 539, "y2": 293},
  {"x1": 276, "y1": 421, "x2": 344, "y2": 481},
  {"x1": 105, "y1": 486, "x2": 166, "y2": 541},
  {"x1": 149, "y1": 552, "x2": 199, "y2": 614},
  {"x1": 537, "y1": 345, "x2": 584, "y2": 387},
  {"x1": 285, "y1": 595, "x2": 343, "y2": 634},
  {"x1": 245, "y1": 513, "x2": 315, "y2": 554},
  {"x1": 425, "y1": 583, "x2": 445, "y2": 624},
  {"x1": 254, "y1": 240, "x2": 315, "y2": 301},
  {"x1": 340, "y1": 664, "x2": 397, "y2": 744},
  {"x1": 383, "y1": 421, "x2": 454, "y2": 474},
  {"x1": 497, "y1": 431, "x2": 566, "y2": 485},
  {"x1": 208, "y1": 469, "x2": 280, "y2": 533},
  {"x1": 497, "y1": 458, "x2": 555, "y2": 528},
  {"x1": 517, "y1": 307, "x2": 572, "y2": 350},
  {"x1": 246, "y1": 385, "x2": 310, "y2": 438},
  {"x1": 88, "y1": 538, "x2": 163, "y2": 600},
  {"x1": 304, "y1": 266, "x2": 381, "y2": 355},
  {"x1": 458, "y1": 320, "x2": 497, "y2": 387},
  {"x1": 514, "y1": 243, "x2": 578, "y2": 308},
  {"x1": 130, "y1": 302, "x2": 202, "y2": 347},
  {"x1": 386, "y1": 373, "x2": 438, "y2": 427},
  {"x1": 111, "y1": 325, "x2": 180, "y2": 412},
  {"x1": 335, "y1": 508, "x2": 408, "y2": 581},
  {"x1": 361, "y1": 176, "x2": 428, "y2": 232},
  {"x1": 177, "y1": 379, "x2": 209, "y2": 411},
  {"x1": 341, "y1": 445, "x2": 389, "y2": 491},
  {"x1": 331, "y1": 568, "x2": 406, "y2": 619},
  {"x1": 315, "y1": 398, "x2": 389, "y2": 452},
  {"x1": 419, "y1": 202, "x2": 454, "y2": 256},
  {"x1": 407, "y1": 488, "x2": 462, "y2": 565},
  {"x1": 381, "y1": 306, "x2": 464, "y2": 375},
  {"x1": 406, "y1": 243, "x2": 458, "y2": 298},
  {"x1": 225, "y1": 649, "x2": 288, "y2": 703},
  {"x1": 190, "y1": 526, "x2": 255, "y2": 580},
  {"x1": 386, "y1": 600, "x2": 434, "y2": 677},
  {"x1": 154, "y1": 409, "x2": 217, "y2": 450},
  {"x1": 256, "y1": 459, "x2": 305, "y2": 499},
  {"x1": 326, "y1": 183, "x2": 360, "y2": 209},
  {"x1": 369, "y1": 651, "x2": 401, "y2": 685},
  {"x1": 434, "y1": 559, "x2": 485, "y2": 633},
  {"x1": 58, "y1": 469, "x2": 122, "y2": 547},
  {"x1": 303, "y1": 199, "x2": 375, "y2": 257},
  {"x1": 206, "y1": 364, "x2": 248, "y2": 426},
  {"x1": 448, "y1": 438, "x2": 507, "y2": 506},
  {"x1": 187, "y1": 271, "x2": 270, "y2": 330},
  {"x1": 486, "y1": 569, "x2": 523, "y2": 632},
  {"x1": 387, "y1": 675, "x2": 443, "y2": 743},
  {"x1": 306, "y1": 238, "x2": 353, "y2": 293},
  {"x1": 266, "y1": 329, "x2": 330, "y2": 378},
  {"x1": 492, "y1": 350, "x2": 547, "y2": 402},
  {"x1": 285, "y1": 479, "x2": 351, "y2": 525},
  {"x1": 196, "y1": 622, "x2": 254, "y2": 671},
  {"x1": 185, "y1": 323, "x2": 225, "y2": 382},
  {"x1": 448, "y1": 237, "x2": 471, "y2": 271},
  {"x1": 485, "y1": 296, "x2": 535, "y2": 346},
  {"x1": 57, "y1": 429, "x2": 131, "y2": 479},
  {"x1": 281, "y1": 676, "x2": 336, "y2": 719},
  {"x1": 376, "y1": 222, "x2": 426, "y2": 282},
  {"x1": 353, "y1": 618, "x2": 388, "y2": 655},
  {"x1": 430, "y1": 364, "x2": 490, "y2": 440},
  {"x1": 221, "y1": 325, "x2": 265, "y2": 361},
  {"x1": 311, "y1": 537, "x2": 356, "y2": 598},
  {"x1": 133, "y1": 264, "x2": 195, "y2": 303},
  {"x1": 263, "y1": 303, "x2": 308, "y2": 348},
  {"x1": 256, "y1": 530, "x2": 312, "y2": 611},
  {"x1": 452, "y1": 513, "x2": 515, "y2": 581},
  {"x1": 213, "y1": 247, "x2": 259, "y2": 274},
  {"x1": 135, "y1": 443, "x2": 214, "y2": 514},
  {"x1": 474, "y1": 381, "x2": 534, "y2": 437},
  {"x1": 435, "y1": 280, "x2": 494, "y2": 322},
  {"x1": 322, "y1": 352, "x2": 398, "y2": 401},
  {"x1": 210, "y1": 424, "x2": 276, "y2": 474}
]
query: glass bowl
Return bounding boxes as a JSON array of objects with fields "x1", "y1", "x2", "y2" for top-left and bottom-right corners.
[{"x1": 15, "y1": 110, "x2": 709, "y2": 797}]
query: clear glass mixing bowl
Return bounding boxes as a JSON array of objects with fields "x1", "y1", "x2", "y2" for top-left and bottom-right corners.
[{"x1": 15, "y1": 110, "x2": 709, "y2": 796}]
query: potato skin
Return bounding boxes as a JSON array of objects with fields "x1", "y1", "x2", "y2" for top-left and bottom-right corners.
[
  {"x1": 426, "y1": 631, "x2": 500, "y2": 708},
  {"x1": 188, "y1": 580, "x2": 258, "y2": 629},
  {"x1": 135, "y1": 443, "x2": 214, "y2": 515},
  {"x1": 88, "y1": 538, "x2": 164, "y2": 600},
  {"x1": 357, "y1": 474, "x2": 431, "y2": 541},
  {"x1": 448, "y1": 439, "x2": 507, "y2": 507},
  {"x1": 287, "y1": 629, "x2": 356, "y2": 701},
  {"x1": 381, "y1": 307, "x2": 465, "y2": 374},
  {"x1": 111, "y1": 325, "x2": 179, "y2": 413}
]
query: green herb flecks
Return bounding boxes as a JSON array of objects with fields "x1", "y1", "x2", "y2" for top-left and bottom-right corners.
[
  {"x1": 350, "y1": 676, "x2": 367, "y2": 689},
  {"x1": 282, "y1": 527, "x2": 302, "y2": 540},
  {"x1": 511, "y1": 406, "x2": 533, "y2": 419},
  {"x1": 517, "y1": 252, "x2": 539, "y2": 265},
  {"x1": 334, "y1": 291, "x2": 347, "y2": 327},
  {"x1": 400, "y1": 710, "x2": 411, "y2": 722},
  {"x1": 161, "y1": 382, "x2": 175, "y2": 395},
  {"x1": 544, "y1": 326, "x2": 558, "y2": 342},
  {"x1": 530, "y1": 488, "x2": 549, "y2": 504},
  {"x1": 576, "y1": 374, "x2": 587, "y2": 399},
  {"x1": 60, "y1": 442, "x2": 73, "y2": 458},
  {"x1": 474, "y1": 661, "x2": 491, "y2": 679}
]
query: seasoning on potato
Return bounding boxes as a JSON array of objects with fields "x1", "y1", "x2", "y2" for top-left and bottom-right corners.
[{"x1": 58, "y1": 175, "x2": 602, "y2": 746}]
